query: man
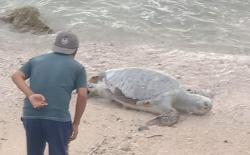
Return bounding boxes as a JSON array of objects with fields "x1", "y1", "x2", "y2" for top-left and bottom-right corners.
[{"x1": 11, "y1": 31, "x2": 87, "y2": 155}]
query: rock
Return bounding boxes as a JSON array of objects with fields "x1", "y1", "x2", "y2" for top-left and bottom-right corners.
[
  {"x1": 120, "y1": 144, "x2": 131, "y2": 152},
  {"x1": 138, "y1": 125, "x2": 149, "y2": 131},
  {"x1": 126, "y1": 136, "x2": 132, "y2": 139},
  {"x1": 0, "y1": 6, "x2": 53, "y2": 34},
  {"x1": 116, "y1": 117, "x2": 123, "y2": 122}
]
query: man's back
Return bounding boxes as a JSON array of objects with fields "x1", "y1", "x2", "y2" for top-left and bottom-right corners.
[
  {"x1": 12, "y1": 31, "x2": 88, "y2": 155},
  {"x1": 21, "y1": 53, "x2": 86, "y2": 121}
]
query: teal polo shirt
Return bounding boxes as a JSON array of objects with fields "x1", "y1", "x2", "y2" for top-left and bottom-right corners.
[{"x1": 20, "y1": 52, "x2": 87, "y2": 122}]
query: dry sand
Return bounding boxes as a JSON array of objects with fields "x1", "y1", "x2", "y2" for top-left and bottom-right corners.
[{"x1": 0, "y1": 42, "x2": 250, "y2": 155}]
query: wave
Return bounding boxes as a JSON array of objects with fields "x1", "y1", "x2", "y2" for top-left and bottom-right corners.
[{"x1": 0, "y1": 0, "x2": 250, "y2": 54}]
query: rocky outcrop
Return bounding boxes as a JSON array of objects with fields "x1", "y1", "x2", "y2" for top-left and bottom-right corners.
[{"x1": 0, "y1": 6, "x2": 53, "y2": 34}]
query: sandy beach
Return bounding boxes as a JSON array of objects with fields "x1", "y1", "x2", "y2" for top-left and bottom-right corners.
[{"x1": 0, "y1": 42, "x2": 250, "y2": 155}]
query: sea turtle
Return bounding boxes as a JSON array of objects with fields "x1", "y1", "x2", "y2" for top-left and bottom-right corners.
[{"x1": 88, "y1": 68, "x2": 213, "y2": 127}]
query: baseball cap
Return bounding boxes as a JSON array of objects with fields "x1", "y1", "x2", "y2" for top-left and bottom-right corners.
[{"x1": 52, "y1": 31, "x2": 79, "y2": 55}]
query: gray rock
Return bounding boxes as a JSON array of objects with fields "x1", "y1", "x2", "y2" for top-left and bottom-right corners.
[{"x1": 0, "y1": 6, "x2": 53, "y2": 34}]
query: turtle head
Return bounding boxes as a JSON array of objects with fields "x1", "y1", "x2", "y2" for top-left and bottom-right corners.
[
  {"x1": 87, "y1": 75, "x2": 103, "y2": 97},
  {"x1": 87, "y1": 83, "x2": 100, "y2": 97},
  {"x1": 186, "y1": 94, "x2": 213, "y2": 115},
  {"x1": 174, "y1": 90, "x2": 213, "y2": 115},
  {"x1": 87, "y1": 82, "x2": 112, "y2": 99}
]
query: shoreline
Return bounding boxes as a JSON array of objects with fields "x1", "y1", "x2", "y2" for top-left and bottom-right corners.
[{"x1": 0, "y1": 43, "x2": 250, "y2": 155}]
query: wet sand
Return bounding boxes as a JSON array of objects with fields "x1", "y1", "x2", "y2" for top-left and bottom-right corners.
[{"x1": 0, "y1": 42, "x2": 250, "y2": 155}]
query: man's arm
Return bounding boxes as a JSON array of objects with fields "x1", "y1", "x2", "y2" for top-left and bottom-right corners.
[
  {"x1": 70, "y1": 88, "x2": 87, "y2": 141},
  {"x1": 11, "y1": 71, "x2": 47, "y2": 108},
  {"x1": 12, "y1": 71, "x2": 33, "y2": 97}
]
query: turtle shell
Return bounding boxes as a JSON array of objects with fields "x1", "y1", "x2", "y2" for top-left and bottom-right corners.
[{"x1": 103, "y1": 68, "x2": 180, "y2": 100}]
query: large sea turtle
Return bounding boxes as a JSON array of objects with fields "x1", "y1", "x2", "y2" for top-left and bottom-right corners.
[{"x1": 88, "y1": 68, "x2": 213, "y2": 127}]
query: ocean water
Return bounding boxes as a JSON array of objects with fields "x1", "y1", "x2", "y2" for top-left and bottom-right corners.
[{"x1": 0, "y1": 0, "x2": 250, "y2": 54}]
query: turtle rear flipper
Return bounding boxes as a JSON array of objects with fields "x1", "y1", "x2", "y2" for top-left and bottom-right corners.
[{"x1": 146, "y1": 109, "x2": 179, "y2": 126}]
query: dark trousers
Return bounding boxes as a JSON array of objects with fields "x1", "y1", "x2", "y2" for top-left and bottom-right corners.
[{"x1": 21, "y1": 118, "x2": 72, "y2": 155}]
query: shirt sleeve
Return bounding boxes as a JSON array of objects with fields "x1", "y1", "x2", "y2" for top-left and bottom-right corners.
[
  {"x1": 19, "y1": 59, "x2": 32, "y2": 79},
  {"x1": 75, "y1": 66, "x2": 87, "y2": 89}
]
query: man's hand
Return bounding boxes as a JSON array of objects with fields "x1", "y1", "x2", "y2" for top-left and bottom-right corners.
[
  {"x1": 28, "y1": 94, "x2": 48, "y2": 109},
  {"x1": 69, "y1": 123, "x2": 79, "y2": 141}
]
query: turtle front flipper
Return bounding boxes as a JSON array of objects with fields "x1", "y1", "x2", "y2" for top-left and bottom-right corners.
[
  {"x1": 146, "y1": 108, "x2": 179, "y2": 126},
  {"x1": 136, "y1": 100, "x2": 152, "y2": 106},
  {"x1": 112, "y1": 88, "x2": 138, "y2": 106}
]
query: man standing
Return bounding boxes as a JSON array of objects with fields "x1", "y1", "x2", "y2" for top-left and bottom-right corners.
[{"x1": 12, "y1": 31, "x2": 87, "y2": 155}]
